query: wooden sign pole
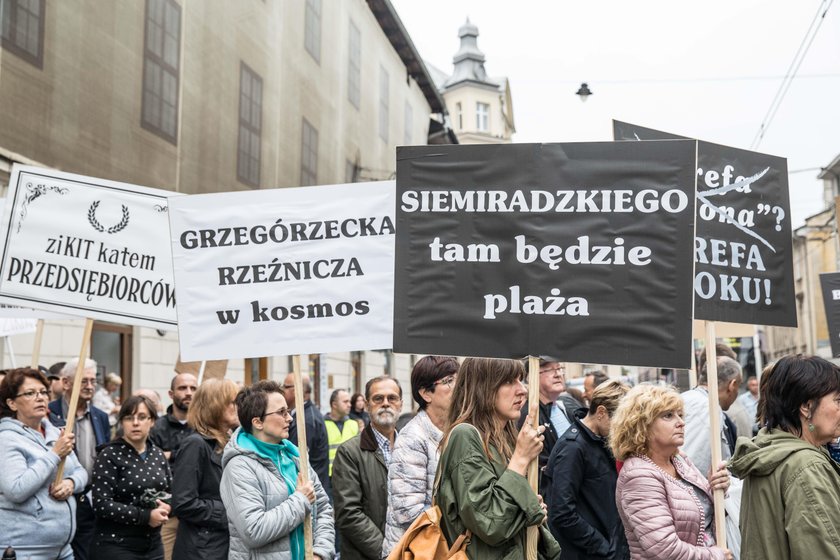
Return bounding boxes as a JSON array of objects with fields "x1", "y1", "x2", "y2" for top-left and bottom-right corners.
[
  {"x1": 704, "y1": 321, "x2": 727, "y2": 549},
  {"x1": 197, "y1": 360, "x2": 207, "y2": 385},
  {"x1": 292, "y1": 355, "x2": 314, "y2": 560},
  {"x1": 31, "y1": 319, "x2": 45, "y2": 368},
  {"x1": 526, "y1": 355, "x2": 540, "y2": 560},
  {"x1": 54, "y1": 318, "x2": 94, "y2": 484}
]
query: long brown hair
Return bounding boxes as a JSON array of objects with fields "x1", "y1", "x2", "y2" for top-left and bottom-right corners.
[
  {"x1": 442, "y1": 357, "x2": 523, "y2": 462},
  {"x1": 187, "y1": 378, "x2": 239, "y2": 451}
]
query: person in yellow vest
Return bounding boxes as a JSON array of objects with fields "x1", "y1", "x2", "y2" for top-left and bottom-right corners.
[{"x1": 325, "y1": 388, "x2": 359, "y2": 477}]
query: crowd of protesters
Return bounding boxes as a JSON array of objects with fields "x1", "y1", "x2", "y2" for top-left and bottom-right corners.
[{"x1": 3, "y1": 350, "x2": 840, "y2": 560}]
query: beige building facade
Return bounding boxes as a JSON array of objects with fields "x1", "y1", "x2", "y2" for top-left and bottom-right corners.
[
  {"x1": 764, "y1": 154, "x2": 840, "y2": 362},
  {"x1": 429, "y1": 19, "x2": 515, "y2": 145},
  {"x1": 0, "y1": 0, "x2": 454, "y2": 409}
]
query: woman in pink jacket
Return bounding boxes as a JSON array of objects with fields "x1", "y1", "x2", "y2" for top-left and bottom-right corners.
[{"x1": 610, "y1": 385, "x2": 733, "y2": 560}]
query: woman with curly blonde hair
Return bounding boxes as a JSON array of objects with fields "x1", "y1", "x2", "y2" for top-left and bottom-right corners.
[
  {"x1": 611, "y1": 384, "x2": 732, "y2": 560},
  {"x1": 435, "y1": 357, "x2": 561, "y2": 559},
  {"x1": 172, "y1": 379, "x2": 240, "y2": 560}
]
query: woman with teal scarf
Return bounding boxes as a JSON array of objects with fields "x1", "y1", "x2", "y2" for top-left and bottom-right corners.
[{"x1": 220, "y1": 381, "x2": 335, "y2": 560}]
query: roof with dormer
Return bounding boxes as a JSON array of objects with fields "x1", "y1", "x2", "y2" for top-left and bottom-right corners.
[{"x1": 440, "y1": 18, "x2": 506, "y2": 92}]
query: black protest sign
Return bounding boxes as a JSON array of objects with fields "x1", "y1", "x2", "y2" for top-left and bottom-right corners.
[
  {"x1": 613, "y1": 121, "x2": 796, "y2": 327},
  {"x1": 394, "y1": 141, "x2": 697, "y2": 369},
  {"x1": 820, "y1": 272, "x2": 840, "y2": 357}
]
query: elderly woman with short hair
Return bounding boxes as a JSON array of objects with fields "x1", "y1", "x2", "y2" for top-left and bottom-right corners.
[
  {"x1": 729, "y1": 355, "x2": 840, "y2": 560},
  {"x1": 0, "y1": 367, "x2": 87, "y2": 560},
  {"x1": 611, "y1": 384, "x2": 732, "y2": 560}
]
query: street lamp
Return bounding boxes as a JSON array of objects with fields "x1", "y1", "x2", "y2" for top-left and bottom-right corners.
[{"x1": 576, "y1": 82, "x2": 592, "y2": 102}]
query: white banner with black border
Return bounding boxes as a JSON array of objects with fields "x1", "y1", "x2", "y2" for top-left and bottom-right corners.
[
  {"x1": 168, "y1": 181, "x2": 395, "y2": 361},
  {"x1": 0, "y1": 165, "x2": 180, "y2": 330}
]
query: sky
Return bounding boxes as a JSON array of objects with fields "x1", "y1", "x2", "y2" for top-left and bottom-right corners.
[{"x1": 391, "y1": 0, "x2": 840, "y2": 229}]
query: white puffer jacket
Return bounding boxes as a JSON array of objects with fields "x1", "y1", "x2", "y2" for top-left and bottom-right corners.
[{"x1": 381, "y1": 410, "x2": 442, "y2": 558}]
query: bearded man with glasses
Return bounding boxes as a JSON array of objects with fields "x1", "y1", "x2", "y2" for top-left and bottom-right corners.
[
  {"x1": 48, "y1": 358, "x2": 111, "y2": 560},
  {"x1": 333, "y1": 375, "x2": 403, "y2": 560}
]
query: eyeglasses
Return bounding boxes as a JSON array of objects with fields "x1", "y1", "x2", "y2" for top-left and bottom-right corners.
[
  {"x1": 79, "y1": 379, "x2": 97, "y2": 386},
  {"x1": 370, "y1": 394, "x2": 402, "y2": 405},
  {"x1": 262, "y1": 407, "x2": 291, "y2": 420},
  {"x1": 15, "y1": 389, "x2": 50, "y2": 400},
  {"x1": 539, "y1": 366, "x2": 565, "y2": 376},
  {"x1": 433, "y1": 375, "x2": 456, "y2": 388},
  {"x1": 122, "y1": 414, "x2": 152, "y2": 423}
]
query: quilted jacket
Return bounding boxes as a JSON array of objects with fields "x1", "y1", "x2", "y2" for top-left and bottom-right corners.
[
  {"x1": 615, "y1": 454, "x2": 725, "y2": 560},
  {"x1": 381, "y1": 410, "x2": 442, "y2": 558},
  {"x1": 219, "y1": 428, "x2": 335, "y2": 560}
]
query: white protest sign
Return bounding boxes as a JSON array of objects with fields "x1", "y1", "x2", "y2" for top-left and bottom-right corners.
[
  {"x1": 0, "y1": 318, "x2": 38, "y2": 337},
  {"x1": 0, "y1": 165, "x2": 179, "y2": 330},
  {"x1": 169, "y1": 181, "x2": 395, "y2": 361}
]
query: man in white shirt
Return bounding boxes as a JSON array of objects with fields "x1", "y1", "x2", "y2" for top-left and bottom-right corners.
[{"x1": 682, "y1": 355, "x2": 743, "y2": 477}]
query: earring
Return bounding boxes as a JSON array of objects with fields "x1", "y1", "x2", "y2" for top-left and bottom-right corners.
[{"x1": 809, "y1": 423, "x2": 816, "y2": 433}]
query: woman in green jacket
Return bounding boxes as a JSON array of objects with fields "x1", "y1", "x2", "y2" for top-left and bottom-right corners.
[
  {"x1": 435, "y1": 357, "x2": 562, "y2": 560},
  {"x1": 729, "y1": 354, "x2": 840, "y2": 560}
]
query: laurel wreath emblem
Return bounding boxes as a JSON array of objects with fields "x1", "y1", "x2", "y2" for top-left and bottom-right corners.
[{"x1": 88, "y1": 201, "x2": 130, "y2": 234}]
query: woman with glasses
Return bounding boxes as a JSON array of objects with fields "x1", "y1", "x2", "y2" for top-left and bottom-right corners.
[
  {"x1": 172, "y1": 379, "x2": 240, "y2": 560},
  {"x1": 0, "y1": 367, "x2": 87, "y2": 560},
  {"x1": 435, "y1": 357, "x2": 562, "y2": 559},
  {"x1": 382, "y1": 356, "x2": 459, "y2": 557},
  {"x1": 90, "y1": 395, "x2": 171, "y2": 560},
  {"x1": 220, "y1": 380, "x2": 334, "y2": 560}
]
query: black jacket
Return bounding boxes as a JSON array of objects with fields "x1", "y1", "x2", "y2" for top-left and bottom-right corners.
[
  {"x1": 543, "y1": 412, "x2": 629, "y2": 560},
  {"x1": 91, "y1": 439, "x2": 171, "y2": 539},
  {"x1": 287, "y1": 400, "x2": 332, "y2": 499},
  {"x1": 518, "y1": 395, "x2": 583, "y2": 475},
  {"x1": 149, "y1": 405, "x2": 194, "y2": 474},
  {"x1": 171, "y1": 433, "x2": 228, "y2": 560}
]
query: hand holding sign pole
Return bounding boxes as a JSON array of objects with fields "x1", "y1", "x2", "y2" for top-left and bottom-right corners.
[
  {"x1": 292, "y1": 355, "x2": 314, "y2": 560},
  {"x1": 54, "y1": 317, "x2": 94, "y2": 485}
]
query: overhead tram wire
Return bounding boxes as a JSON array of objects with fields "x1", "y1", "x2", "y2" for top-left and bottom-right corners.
[{"x1": 751, "y1": 0, "x2": 835, "y2": 149}]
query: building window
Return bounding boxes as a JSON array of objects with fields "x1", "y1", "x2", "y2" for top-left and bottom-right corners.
[
  {"x1": 1, "y1": 0, "x2": 45, "y2": 68},
  {"x1": 301, "y1": 118, "x2": 318, "y2": 186},
  {"x1": 456, "y1": 102, "x2": 462, "y2": 130},
  {"x1": 403, "y1": 102, "x2": 413, "y2": 146},
  {"x1": 237, "y1": 63, "x2": 262, "y2": 188},
  {"x1": 476, "y1": 102, "x2": 489, "y2": 132},
  {"x1": 379, "y1": 66, "x2": 389, "y2": 142},
  {"x1": 304, "y1": 0, "x2": 321, "y2": 63},
  {"x1": 141, "y1": 0, "x2": 180, "y2": 144},
  {"x1": 347, "y1": 20, "x2": 361, "y2": 109}
]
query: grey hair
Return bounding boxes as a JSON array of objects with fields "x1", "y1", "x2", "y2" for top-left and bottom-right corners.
[
  {"x1": 699, "y1": 356, "x2": 742, "y2": 385},
  {"x1": 61, "y1": 358, "x2": 98, "y2": 379}
]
